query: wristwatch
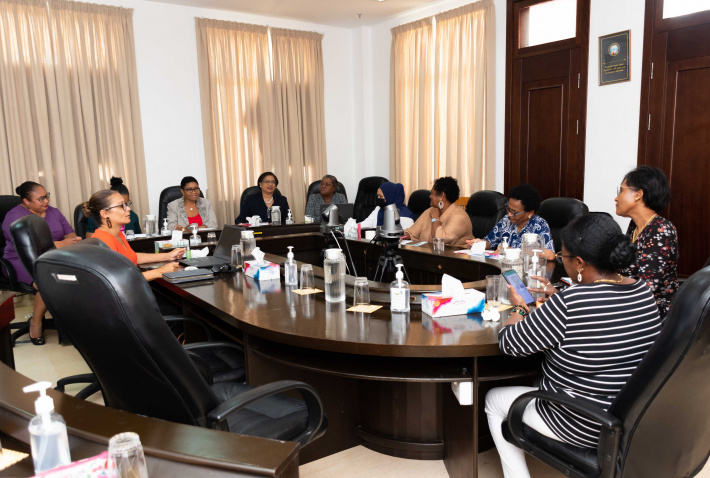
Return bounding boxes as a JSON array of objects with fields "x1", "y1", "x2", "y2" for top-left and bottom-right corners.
[{"x1": 431, "y1": 218, "x2": 439, "y2": 223}]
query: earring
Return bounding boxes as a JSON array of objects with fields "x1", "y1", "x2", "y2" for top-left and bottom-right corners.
[
  {"x1": 106, "y1": 218, "x2": 112, "y2": 228},
  {"x1": 577, "y1": 270, "x2": 583, "y2": 283},
  {"x1": 438, "y1": 200, "x2": 444, "y2": 209}
]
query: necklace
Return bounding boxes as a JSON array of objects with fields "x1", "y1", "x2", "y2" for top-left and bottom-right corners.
[
  {"x1": 263, "y1": 196, "x2": 274, "y2": 204},
  {"x1": 593, "y1": 274, "x2": 624, "y2": 284},
  {"x1": 632, "y1": 214, "x2": 657, "y2": 242}
]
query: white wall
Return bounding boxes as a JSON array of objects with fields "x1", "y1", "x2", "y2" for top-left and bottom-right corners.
[{"x1": 90, "y1": 0, "x2": 357, "y2": 218}]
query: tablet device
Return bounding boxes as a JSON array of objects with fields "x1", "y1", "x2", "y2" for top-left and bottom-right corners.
[{"x1": 502, "y1": 269, "x2": 536, "y2": 305}]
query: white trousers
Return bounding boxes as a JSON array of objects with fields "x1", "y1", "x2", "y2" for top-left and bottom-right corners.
[{"x1": 485, "y1": 386, "x2": 561, "y2": 478}]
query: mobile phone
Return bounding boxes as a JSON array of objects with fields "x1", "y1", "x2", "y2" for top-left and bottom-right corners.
[{"x1": 502, "y1": 269, "x2": 536, "y2": 305}]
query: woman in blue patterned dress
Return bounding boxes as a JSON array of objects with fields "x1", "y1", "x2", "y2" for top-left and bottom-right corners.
[{"x1": 466, "y1": 184, "x2": 555, "y2": 260}]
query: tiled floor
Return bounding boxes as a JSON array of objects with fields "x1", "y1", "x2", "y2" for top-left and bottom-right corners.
[{"x1": 10, "y1": 294, "x2": 710, "y2": 478}]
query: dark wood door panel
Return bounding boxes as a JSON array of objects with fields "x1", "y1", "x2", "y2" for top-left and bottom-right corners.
[
  {"x1": 521, "y1": 79, "x2": 566, "y2": 199},
  {"x1": 662, "y1": 58, "x2": 710, "y2": 275}
]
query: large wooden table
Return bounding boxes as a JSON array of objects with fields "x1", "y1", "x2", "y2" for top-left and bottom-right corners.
[{"x1": 152, "y1": 231, "x2": 540, "y2": 478}]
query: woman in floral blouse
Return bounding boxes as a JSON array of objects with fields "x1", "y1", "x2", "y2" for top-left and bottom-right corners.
[
  {"x1": 615, "y1": 166, "x2": 678, "y2": 319},
  {"x1": 467, "y1": 184, "x2": 555, "y2": 261}
]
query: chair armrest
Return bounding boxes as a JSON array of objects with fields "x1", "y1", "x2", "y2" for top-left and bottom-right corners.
[
  {"x1": 207, "y1": 380, "x2": 325, "y2": 447},
  {"x1": 508, "y1": 390, "x2": 621, "y2": 478},
  {"x1": 182, "y1": 341, "x2": 244, "y2": 354},
  {"x1": 0, "y1": 257, "x2": 19, "y2": 289},
  {"x1": 163, "y1": 315, "x2": 213, "y2": 340}
]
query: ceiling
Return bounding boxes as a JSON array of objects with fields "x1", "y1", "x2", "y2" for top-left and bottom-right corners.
[{"x1": 148, "y1": 0, "x2": 443, "y2": 28}]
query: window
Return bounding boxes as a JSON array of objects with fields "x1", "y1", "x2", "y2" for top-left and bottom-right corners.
[
  {"x1": 519, "y1": 0, "x2": 576, "y2": 48},
  {"x1": 663, "y1": 0, "x2": 710, "y2": 19}
]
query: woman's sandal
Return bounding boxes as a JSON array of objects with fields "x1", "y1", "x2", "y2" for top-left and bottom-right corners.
[{"x1": 27, "y1": 316, "x2": 46, "y2": 346}]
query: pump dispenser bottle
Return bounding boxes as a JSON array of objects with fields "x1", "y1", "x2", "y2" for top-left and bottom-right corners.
[
  {"x1": 390, "y1": 264, "x2": 410, "y2": 312},
  {"x1": 23, "y1": 382, "x2": 71, "y2": 474},
  {"x1": 285, "y1": 209, "x2": 295, "y2": 225},
  {"x1": 285, "y1": 246, "x2": 298, "y2": 286}
]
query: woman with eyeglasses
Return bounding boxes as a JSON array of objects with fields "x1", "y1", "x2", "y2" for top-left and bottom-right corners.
[
  {"x1": 466, "y1": 184, "x2": 555, "y2": 260},
  {"x1": 166, "y1": 176, "x2": 218, "y2": 231},
  {"x1": 84, "y1": 190, "x2": 185, "y2": 281},
  {"x1": 85, "y1": 177, "x2": 141, "y2": 238},
  {"x1": 485, "y1": 213, "x2": 661, "y2": 478},
  {"x1": 2, "y1": 181, "x2": 81, "y2": 345},
  {"x1": 615, "y1": 166, "x2": 678, "y2": 319},
  {"x1": 402, "y1": 176, "x2": 473, "y2": 247},
  {"x1": 235, "y1": 172, "x2": 290, "y2": 224}
]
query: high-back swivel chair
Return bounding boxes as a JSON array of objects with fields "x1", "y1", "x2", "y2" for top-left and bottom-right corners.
[
  {"x1": 352, "y1": 176, "x2": 388, "y2": 222},
  {"x1": 35, "y1": 243, "x2": 326, "y2": 446},
  {"x1": 406, "y1": 189, "x2": 431, "y2": 221},
  {"x1": 465, "y1": 190, "x2": 507, "y2": 239},
  {"x1": 537, "y1": 197, "x2": 589, "y2": 253},
  {"x1": 306, "y1": 180, "x2": 348, "y2": 204},
  {"x1": 502, "y1": 265, "x2": 710, "y2": 477}
]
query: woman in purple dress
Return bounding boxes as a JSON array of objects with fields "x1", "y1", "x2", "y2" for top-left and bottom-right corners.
[{"x1": 2, "y1": 182, "x2": 81, "y2": 345}]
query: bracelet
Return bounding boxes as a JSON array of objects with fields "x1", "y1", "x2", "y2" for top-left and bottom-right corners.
[{"x1": 510, "y1": 306, "x2": 529, "y2": 318}]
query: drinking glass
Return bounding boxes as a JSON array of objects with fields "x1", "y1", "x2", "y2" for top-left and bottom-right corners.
[
  {"x1": 124, "y1": 229, "x2": 135, "y2": 240},
  {"x1": 231, "y1": 244, "x2": 243, "y2": 270},
  {"x1": 486, "y1": 275, "x2": 503, "y2": 309},
  {"x1": 207, "y1": 232, "x2": 217, "y2": 242},
  {"x1": 433, "y1": 237, "x2": 446, "y2": 253},
  {"x1": 108, "y1": 432, "x2": 148, "y2": 478},
  {"x1": 353, "y1": 277, "x2": 370, "y2": 306},
  {"x1": 300, "y1": 264, "x2": 314, "y2": 291}
]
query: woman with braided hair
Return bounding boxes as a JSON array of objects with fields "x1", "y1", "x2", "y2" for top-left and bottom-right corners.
[{"x1": 484, "y1": 213, "x2": 662, "y2": 478}]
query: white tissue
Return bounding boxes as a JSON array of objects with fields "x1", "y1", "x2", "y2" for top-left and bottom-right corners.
[
  {"x1": 442, "y1": 274, "x2": 465, "y2": 297},
  {"x1": 344, "y1": 218, "x2": 358, "y2": 237},
  {"x1": 469, "y1": 241, "x2": 486, "y2": 255},
  {"x1": 171, "y1": 230, "x2": 183, "y2": 241},
  {"x1": 252, "y1": 247, "x2": 266, "y2": 265},
  {"x1": 482, "y1": 309, "x2": 500, "y2": 321},
  {"x1": 247, "y1": 216, "x2": 261, "y2": 225},
  {"x1": 190, "y1": 247, "x2": 209, "y2": 258}
]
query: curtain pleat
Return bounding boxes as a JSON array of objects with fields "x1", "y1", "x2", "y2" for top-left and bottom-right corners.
[{"x1": 0, "y1": 0, "x2": 148, "y2": 220}]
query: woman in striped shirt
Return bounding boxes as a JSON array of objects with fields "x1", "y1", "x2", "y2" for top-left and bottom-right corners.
[{"x1": 485, "y1": 213, "x2": 662, "y2": 478}]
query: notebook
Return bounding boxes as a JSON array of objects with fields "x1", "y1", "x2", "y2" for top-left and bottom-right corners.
[
  {"x1": 179, "y1": 225, "x2": 242, "y2": 268},
  {"x1": 162, "y1": 269, "x2": 214, "y2": 284}
]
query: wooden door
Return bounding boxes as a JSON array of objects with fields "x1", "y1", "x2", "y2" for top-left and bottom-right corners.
[
  {"x1": 639, "y1": 0, "x2": 710, "y2": 276},
  {"x1": 505, "y1": 0, "x2": 589, "y2": 200}
]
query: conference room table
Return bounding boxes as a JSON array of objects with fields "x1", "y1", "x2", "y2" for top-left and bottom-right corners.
[{"x1": 150, "y1": 228, "x2": 542, "y2": 478}]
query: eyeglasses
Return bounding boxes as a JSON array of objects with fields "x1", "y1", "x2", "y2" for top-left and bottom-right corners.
[
  {"x1": 104, "y1": 201, "x2": 132, "y2": 212},
  {"x1": 616, "y1": 186, "x2": 638, "y2": 195},
  {"x1": 555, "y1": 251, "x2": 575, "y2": 264},
  {"x1": 505, "y1": 203, "x2": 526, "y2": 217},
  {"x1": 183, "y1": 187, "x2": 200, "y2": 193},
  {"x1": 261, "y1": 180, "x2": 276, "y2": 185},
  {"x1": 33, "y1": 192, "x2": 50, "y2": 203}
]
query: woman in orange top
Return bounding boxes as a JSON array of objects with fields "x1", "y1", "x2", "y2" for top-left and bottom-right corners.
[
  {"x1": 403, "y1": 177, "x2": 474, "y2": 248},
  {"x1": 83, "y1": 190, "x2": 185, "y2": 281}
]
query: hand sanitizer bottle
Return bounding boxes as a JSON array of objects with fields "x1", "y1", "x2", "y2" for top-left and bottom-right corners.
[
  {"x1": 285, "y1": 246, "x2": 298, "y2": 286},
  {"x1": 390, "y1": 264, "x2": 410, "y2": 312},
  {"x1": 286, "y1": 209, "x2": 295, "y2": 225},
  {"x1": 23, "y1": 382, "x2": 71, "y2": 474},
  {"x1": 161, "y1": 218, "x2": 170, "y2": 236}
]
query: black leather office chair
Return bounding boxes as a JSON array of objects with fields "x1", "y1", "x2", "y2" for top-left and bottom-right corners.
[
  {"x1": 0, "y1": 195, "x2": 34, "y2": 295},
  {"x1": 36, "y1": 243, "x2": 326, "y2": 446},
  {"x1": 407, "y1": 189, "x2": 431, "y2": 221},
  {"x1": 7, "y1": 215, "x2": 61, "y2": 345},
  {"x1": 537, "y1": 197, "x2": 589, "y2": 253},
  {"x1": 352, "y1": 176, "x2": 387, "y2": 222},
  {"x1": 465, "y1": 190, "x2": 507, "y2": 239},
  {"x1": 306, "y1": 180, "x2": 348, "y2": 205},
  {"x1": 73, "y1": 204, "x2": 89, "y2": 239},
  {"x1": 158, "y1": 186, "x2": 205, "y2": 227},
  {"x1": 502, "y1": 265, "x2": 710, "y2": 478}
]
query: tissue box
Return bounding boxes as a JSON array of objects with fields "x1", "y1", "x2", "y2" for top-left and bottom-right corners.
[
  {"x1": 154, "y1": 239, "x2": 189, "y2": 253},
  {"x1": 244, "y1": 260, "x2": 280, "y2": 281},
  {"x1": 422, "y1": 289, "x2": 485, "y2": 317}
]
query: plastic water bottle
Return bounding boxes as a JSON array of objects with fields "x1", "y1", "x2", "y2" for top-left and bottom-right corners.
[
  {"x1": 324, "y1": 248, "x2": 345, "y2": 302},
  {"x1": 271, "y1": 206, "x2": 281, "y2": 225}
]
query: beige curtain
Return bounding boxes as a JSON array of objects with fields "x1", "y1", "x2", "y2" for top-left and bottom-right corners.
[
  {"x1": 434, "y1": 0, "x2": 495, "y2": 196},
  {"x1": 196, "y1": 19, "x2": 275, "y2": 226},
  {"x1": 270, "y1": 28, "x2": 326, "y2": 223},
  {"x1": 390, "y1": 18, "x2": 434, "y2": 196},
  {"x1": 0, "y1": 0, "x2": 148, "y2": 220}
]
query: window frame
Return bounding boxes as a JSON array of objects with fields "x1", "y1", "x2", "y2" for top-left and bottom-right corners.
[
  {"x1": 513, "y1": 0, "x2": 587, "y2": 59},
  {"x1": 654, "y1": 0, "x2": 710, "y2": 32}
]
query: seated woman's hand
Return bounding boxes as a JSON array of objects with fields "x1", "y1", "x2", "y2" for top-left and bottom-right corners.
[
  {"x1": 465, "y1": 238, "x2": 483, "y2": 246},
  {"x1": 507, "y1": 285, "x2": 529, "y2": 309},
  {"x1": 156, "y1": 262, "x2": 180, "y2": 275},
  {"x1": 527, "y1": 275, "x2": 557, "y2": 304},
  {"x1": 168, "y1": 248, "x2": 185, "y2": 261}
]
